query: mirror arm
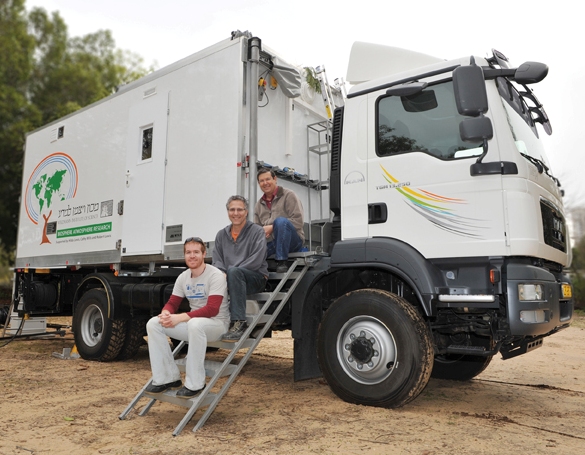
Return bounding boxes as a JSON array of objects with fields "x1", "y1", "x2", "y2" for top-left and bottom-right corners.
[
  {"x1": 483, "y1": 67, "x2": 516, "y2": 80},
  {"x1": 477, "y1": 138, "x2": 489, "y2": 164}
]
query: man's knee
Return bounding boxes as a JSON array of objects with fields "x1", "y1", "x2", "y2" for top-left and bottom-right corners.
[
  {"x1": 186, "y1": 317, "x2": 205, "y2": 333},
  {"x1": 226, "y1": 267, "x2": 243, "y2": 283},
  {"x1": 272, "y1": 217, "x2": 291, "y2": 234},
  {"x1": 146, "y1": 316, "x2": 161, "y2": 334}
]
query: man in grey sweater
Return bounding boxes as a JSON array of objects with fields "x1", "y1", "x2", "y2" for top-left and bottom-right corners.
[{"x1": 213, "y1": 195, "x2": 268, "y2": 341}]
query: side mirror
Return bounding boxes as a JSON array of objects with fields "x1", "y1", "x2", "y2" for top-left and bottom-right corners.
[
  {"x1": 460, "y1": 117, "x2": 493, "y2": 143},
  {"x1": 453, "y1": 64, "x2": 488, "y2": 116},
  {"x1": 514, "y1": 62, "x2": 548, "y2": 84}
]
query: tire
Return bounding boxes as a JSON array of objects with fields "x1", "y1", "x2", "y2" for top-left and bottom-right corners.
[
  {"x1": 432, "y1": 332, "x2": 493, "y2": 380},
  {"x1": 116, "y1": 318, "x2": 146, "y2": 360},
  {"x1": 317, "y1": 289, "x2": 433, "y2": 408},
  {"x1": 73, "y1": 289, "x2": 126, "y2": 361},
  {"x1": 431, "y1": 354, "x2": 493, "y2": 381}
]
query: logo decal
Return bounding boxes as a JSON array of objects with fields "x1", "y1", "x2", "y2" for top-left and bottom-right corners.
[
  {"x1": 379, "y1": 164, "x2": 486, "y2": 238},
  {"x1": 344, "y1": 171, "x2": 365, "y2": 185},
  {"x1": 25, "y1": 153, "x2": 78, "y2": 244}
]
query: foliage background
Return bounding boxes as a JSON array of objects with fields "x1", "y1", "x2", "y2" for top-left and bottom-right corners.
[
  {"x1": 570, "y1": 236, "x2": 585, "y2": 309},
  {"x1": 0, "y1": 0, "x2": 151, "y2": 283}
]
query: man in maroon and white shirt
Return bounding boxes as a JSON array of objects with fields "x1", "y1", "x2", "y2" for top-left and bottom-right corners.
[{"x1": 145, "y1": 237, "x2": 228, "y2": 398}]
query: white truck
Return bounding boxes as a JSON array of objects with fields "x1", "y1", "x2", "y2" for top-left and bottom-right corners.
[{"x1": 11, "y1": 32, "x2": 573, "y2": 408}]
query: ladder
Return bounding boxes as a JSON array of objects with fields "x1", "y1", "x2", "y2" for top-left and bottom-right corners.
[
  {"x1": 314, "y1": 65, "x2": 336, "y2": 119},
  {"x1": 119, "y1": 253, "x2": 314, "y2": 436}
]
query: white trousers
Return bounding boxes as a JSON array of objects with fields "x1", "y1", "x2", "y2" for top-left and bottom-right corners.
[{"x1": 146, "y1": 316, "x2": 228, "y2": 390}]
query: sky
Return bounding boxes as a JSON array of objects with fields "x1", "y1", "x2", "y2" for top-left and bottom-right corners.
[{"x1": 25, "y1": 0, "x2": 584, "y2": 211}]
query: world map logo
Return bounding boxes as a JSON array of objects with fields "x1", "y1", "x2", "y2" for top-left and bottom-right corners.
[{"x1": 25, "y1": 153, "x2": 78, "y2": 244}]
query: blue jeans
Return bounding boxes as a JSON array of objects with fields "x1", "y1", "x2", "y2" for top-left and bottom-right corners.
[
  {"x1": 266, "y1": 217, "x2": 304, "y2": 261},
  {"x1": 226, "y1": 267, "x2": 267, "y2": 321}
]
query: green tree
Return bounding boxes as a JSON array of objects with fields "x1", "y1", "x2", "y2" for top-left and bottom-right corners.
[
  {"x1": 570, "y1": 236, "x2": 585, "y2": 310},
  {"x1": 0, "y1": 0, "x2": 41, "y2": 261},
  {"x1": 0, "y1": 0, "x2": 152, "y2": 259}
]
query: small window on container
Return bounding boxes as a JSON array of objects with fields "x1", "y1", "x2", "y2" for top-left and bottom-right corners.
[{"x1": 141, "y1": 126, "x2": 153, "y2": 161}]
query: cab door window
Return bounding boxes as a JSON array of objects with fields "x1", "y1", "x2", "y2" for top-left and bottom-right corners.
[{"x1": 377, "y1": 81, "x2": 482, "y2": 159}]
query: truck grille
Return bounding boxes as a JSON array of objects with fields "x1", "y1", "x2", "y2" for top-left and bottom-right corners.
[{"x1": 540, "y1": 199, "x2": 566, "y2": 252}]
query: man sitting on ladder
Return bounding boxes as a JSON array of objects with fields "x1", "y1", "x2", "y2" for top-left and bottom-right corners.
[
  {"x1": 145, "y1": 237, "x2": 229, "y2": 398},
  {"x1": 254, "y1": 167, "x2": 305, "y2": 273},
  {"x1": 213, "y1": 195, "x2": 269, "y2": 342}
]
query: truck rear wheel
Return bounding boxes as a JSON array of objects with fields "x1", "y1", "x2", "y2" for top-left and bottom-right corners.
[
  {"x1": 73, "y1": 289, "x2": 126, "y2": 361},
  {"x1": 115, "y1": 318, "x2": 146, "y2": 360},
  {"x1": 317, "y1": 289, "x2": 433, "y2": 408}
]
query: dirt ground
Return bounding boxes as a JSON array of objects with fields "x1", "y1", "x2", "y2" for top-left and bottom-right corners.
[{"x1": 1, "y1": 316, "x2": 585, "y2": 455}]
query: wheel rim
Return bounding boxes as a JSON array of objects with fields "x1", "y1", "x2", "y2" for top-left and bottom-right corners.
[
  {"x1": 80, "y1": 303, "x2": 105, "y2": 347},
  {"x1": 336, "y1": 315, "x2": 397, "y2": 385}
]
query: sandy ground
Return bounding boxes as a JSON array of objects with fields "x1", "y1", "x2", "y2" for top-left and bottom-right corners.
[{"x1": 1, "y1": 316, "x2": 584, "y2": 455}]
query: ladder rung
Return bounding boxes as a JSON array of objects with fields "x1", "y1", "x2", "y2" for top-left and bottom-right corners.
[
  {"x1": 267, "y1": 271, "x2": 301, "y2": 280},
  {"x1": 245, "y1": 314, "x2": 271, "y2": 325},
  {"x1": 175, "y1": 358, "x2": 237, "y2": 377},
  {"x1": 142, "y1": 390, "x2": 216, "y2": 409},
  {"x1": 248, "y1": 292, "x2": 286, "y2": 301},
  {"x1": 207, "y1": 339, "x2": 255, "y2": 350}
]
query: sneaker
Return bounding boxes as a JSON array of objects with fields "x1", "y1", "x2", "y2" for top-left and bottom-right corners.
[
  {"x1": 145, "y1": 379, "x2": 182, "y2": 393},
  {"x1": 176, "y1": 384, "x2": 205, "y2": 398},
  {"x1": 221, "y1": 320, "x2": 248, "y2": 342},
  {"x1": 275, "y1": 261, "x2": 288, "y2": 273}
]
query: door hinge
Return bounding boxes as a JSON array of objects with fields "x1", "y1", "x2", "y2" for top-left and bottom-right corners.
[{"x1": 118, "y1": 200, "x2": 124, "y2": 215}]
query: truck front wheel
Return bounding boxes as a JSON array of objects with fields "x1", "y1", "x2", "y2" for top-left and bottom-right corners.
[
  {"x1": 431, "y1": 354, "x2": 492, "y2": 381},
  {"x1": 317, "y1": 289, "x2": 433, "y2": 408},
  {"x1": 432, "y1": 333, "x2": 493, "y2": 380},
  {"x1": 73, "y1": 289, "x2": 126, "y2": 361}
]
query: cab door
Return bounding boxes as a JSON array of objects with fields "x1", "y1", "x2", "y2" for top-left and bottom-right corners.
[{"x1": 366, "y1": 81, "x2": 507, "y2": 259}]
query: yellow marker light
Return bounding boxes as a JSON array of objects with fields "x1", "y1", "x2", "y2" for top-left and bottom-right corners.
[{"x1": 561, "y1": 283, "x2": 572, "y2": 299}]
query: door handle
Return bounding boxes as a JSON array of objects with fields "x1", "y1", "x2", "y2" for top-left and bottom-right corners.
[{"x1": 368, "y1": 203, "x2": 387, "y2": 224}]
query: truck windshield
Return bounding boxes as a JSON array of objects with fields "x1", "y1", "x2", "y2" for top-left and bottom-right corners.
[
  {"x1": 496, "y1": 77, "x2": 552, "y2": 169},
  {"x1": 377, "y1": 81, "x2": 483, "y2": 160}
]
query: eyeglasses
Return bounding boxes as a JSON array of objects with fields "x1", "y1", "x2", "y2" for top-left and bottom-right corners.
[
  {"x1": 228, "y1": 208, "x2": 246, "y2": 213},
  {"x1": 184, "y1": 236, "x2": 204, "y2": 244}
]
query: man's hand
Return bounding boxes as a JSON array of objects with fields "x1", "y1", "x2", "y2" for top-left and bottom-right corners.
[
  {"x1": 158, "y1": 310, "x2": 188, "y2": 328},
  {"x1": 263, "y1": 224, "x2": 273, "y2": 238}
]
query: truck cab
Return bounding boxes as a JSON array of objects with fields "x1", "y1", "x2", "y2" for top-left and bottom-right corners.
[{"x1": 302, "y1": 45, "x2": 573, "y2": 408}]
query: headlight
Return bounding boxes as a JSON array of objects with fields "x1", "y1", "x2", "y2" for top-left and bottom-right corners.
[{"x1": 518, "y1": 284, "x2": 543, "y2": 301}]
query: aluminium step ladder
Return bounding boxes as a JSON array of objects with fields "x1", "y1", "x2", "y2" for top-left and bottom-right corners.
[
  {"x1": 314, "y1": 65, "x2": 336, "y2": 119},
  {"x1": 119, "y1": 253, "x2": 315, "y2": 436}
]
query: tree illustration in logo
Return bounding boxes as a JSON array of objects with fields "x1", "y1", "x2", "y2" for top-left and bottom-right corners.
[
  {"x1": 31, "y1": 170, "x2": 67, "y2": 244},
  {"x1": 24, "y1": 152, "x2": 78, "y2": 246}
]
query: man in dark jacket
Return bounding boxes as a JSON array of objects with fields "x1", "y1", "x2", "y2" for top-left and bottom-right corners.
[
  {"x1": 254, "y1": 167, "x2": 305, "y2": 273},
  {"x1": 213, "y1": 195, "x2": 268, "y2": 341}
]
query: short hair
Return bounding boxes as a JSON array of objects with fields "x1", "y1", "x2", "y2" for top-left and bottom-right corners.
[
  {"x1": 226, "y1": 195, "x2": 248, "y2": 210},
  {"x1": 257, "y1": 167, "x2": 276, "y2": 181},
  {"x1": 184, "y1": 236, "x2": 206, "y2": 254}
]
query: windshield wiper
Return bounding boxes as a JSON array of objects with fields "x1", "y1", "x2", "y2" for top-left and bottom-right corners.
[
  {"x1": 520, "y1": 153, "x2": 562, "y2": 187},
  {"x1": 520, "y1": 152, "x2": 548, "y2": 173}
]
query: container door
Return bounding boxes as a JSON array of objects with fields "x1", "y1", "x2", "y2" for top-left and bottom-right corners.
[{"x1": 121, "y1": 91, "x2": 169, "y2": 256}]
